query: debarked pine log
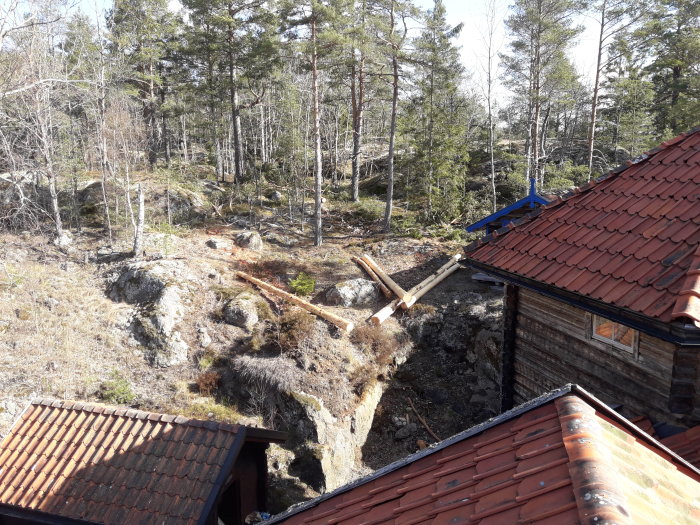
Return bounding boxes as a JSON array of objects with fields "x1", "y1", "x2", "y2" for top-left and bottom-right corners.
[
  {"x1": 361, "y1": 254, "x2": 414, "y2": 304},
  {"x1": 370, "y1": 254, "x2": 462, "y2": 325},
  {"x1": 352, "y1": 256, "x2": 393, "y2": 298},
  {"x1": 236, "y1": 271, "x2": 355, "y2": 332}
]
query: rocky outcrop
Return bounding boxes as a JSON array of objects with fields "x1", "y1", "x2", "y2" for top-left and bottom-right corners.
[
  {"x1": 400, "y1": 290, "x2": 503, "y2": 418},
  {"x1": 226, "y1": 319, "x2": 409, "y2": 493},
  {"x1": 235, "y1": 231, "x2": 263, "y2": 251},
  {"x1": 325, "y1": 279, "x2": 378, "y2": 307},
  {"x1": 223, "y1": 293, "x2": 259, "y2": 331},
  {"x1": 110, "y1": 261, "x2": 194, "y2": 367}
]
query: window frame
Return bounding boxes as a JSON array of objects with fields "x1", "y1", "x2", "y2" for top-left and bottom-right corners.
[{"x1": 591, "y1": 314, "x2": 638, "y2": 354}]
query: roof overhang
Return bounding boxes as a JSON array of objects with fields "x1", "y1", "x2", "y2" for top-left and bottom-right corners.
[
  {"x1": 264, "y1": 383, "x2": 700, "y2": 524},
  {"x1": 465, "y1": 260, "x2": 700, "y2": 346}
]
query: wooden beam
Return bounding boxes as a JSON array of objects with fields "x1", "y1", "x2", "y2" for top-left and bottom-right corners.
[
  {"x1": 361, "y1": 254, "x2": 415, "y2": 304},
  {"x1": 352, "y1": 256, "x2": 393, "y2": 298},
  {"x1": 370, "y1": 255, "x2": 462, "y2": 325},
  {"x1": 236, "y1": 271, "x2": 355, "y2": 332},
  {"x1": 400, "y1": 254, "x2": 462, "y2": 309}
]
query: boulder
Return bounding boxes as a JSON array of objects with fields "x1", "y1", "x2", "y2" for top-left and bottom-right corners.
[
  {"x1": 325, "y1": 278, "x2": 378, "y2": 307},
  {"x1": 235, "y1": 231, "x2": 263, "y2": 251},
  {"x1": 395, "y1": 423, "x2": 417, "y2": 440},
  {"x1": 269, "y1": 190, "x2": 283, "y2": 203},
  {"x1": 206, "y1": 238, "x2": 231, "y2": 250},
  {"x1": 223, "y1": 294, "x2": 259, "y2": 331},
  {"x1": 53, "y1": 231, "x2": 73, "y2": 247},
  {"x1": 262, "y1": 232, "x2": 296, "y2": 248}
]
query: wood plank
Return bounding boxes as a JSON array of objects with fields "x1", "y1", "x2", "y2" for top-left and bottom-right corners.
[
  {"x1": 513, "y1": 345, "x2": 671, "y2": 420},
  {"x1": 516, "y1": 309, "x2": 673, "y2": 378},
  {"x1": 515, "y1": 336, "x2": 670, "y2": 413}
]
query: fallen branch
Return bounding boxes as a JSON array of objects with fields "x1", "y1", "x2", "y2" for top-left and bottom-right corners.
[
  {"x1": 361, "y1": 254, "x2": 414, "y2": 304},
  {"x1": 236, "y1": 271, "x2": 354, "y2": 332},
  {"x1": 371, "y1": 254, "x2": 462, "y2": 325},
  {"x1": 352, "y1": 256, "x2": 393, "y2": 298},
  {"x1": 407, "y1": 397, "x2": 441, "y2": 442}
]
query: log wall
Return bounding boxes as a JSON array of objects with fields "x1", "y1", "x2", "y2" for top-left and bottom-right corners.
[{"x1": 512, "y1": 288, "x2": 681, "y2": 423}]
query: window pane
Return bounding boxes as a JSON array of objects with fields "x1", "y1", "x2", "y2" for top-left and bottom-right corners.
[
  {"x1": 617, "y1": 326, "x2": 633, "y2": 346},
  {"x1": 594, "y1": 319, "x2": 615, "y2": 339},
  {"x1": 592, "y1": 315, "x2": 636, "y2": 352}
]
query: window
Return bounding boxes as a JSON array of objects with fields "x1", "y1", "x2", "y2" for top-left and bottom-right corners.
[{"x1": 592, "y1": 315, "x2": 637, "y2": 352}]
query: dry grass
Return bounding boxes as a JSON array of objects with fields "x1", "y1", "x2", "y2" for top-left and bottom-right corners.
[{"x1": 0, "y1": 257, "x2": 135, "y2": 404}]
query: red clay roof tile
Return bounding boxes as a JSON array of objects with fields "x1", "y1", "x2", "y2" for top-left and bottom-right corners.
[
  {"x1": 0, "y1": 399, "x2": 282, "y2": 524},
  {"x1": 269, "y1": 386, "x2": 700, "y2": 525},
  {"x1": 466, "y1": 129, "x2": 700, "y2": 324}
]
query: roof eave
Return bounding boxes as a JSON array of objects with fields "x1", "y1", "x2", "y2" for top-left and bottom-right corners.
[
  {"x1": 464, "y1": 260, "x2": 700, "y2": 346},
  {"x1": 264, "y1": 383, "x2": 700, "y2": 524}
]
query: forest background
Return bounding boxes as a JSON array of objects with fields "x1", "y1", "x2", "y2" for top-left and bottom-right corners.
[{"x1": 1, "y1": 0, "x2": 698, "y2": 246}]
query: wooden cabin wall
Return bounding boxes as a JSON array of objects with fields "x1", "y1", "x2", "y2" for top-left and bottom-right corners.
[{"x1": 511, "y1": 288, "x2": 678, "y2": 423}]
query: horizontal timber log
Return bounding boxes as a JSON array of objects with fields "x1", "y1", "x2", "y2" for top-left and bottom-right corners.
[
  {"x1": 236, "y1": 271, "x2": 355, "y2": 333},
  {"x1": 515, "y1": 318, "x2": 671, "y2": 393}
]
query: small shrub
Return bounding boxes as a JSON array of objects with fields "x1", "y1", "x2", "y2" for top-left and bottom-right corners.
[
  {"x1": 246, "y1": 259, "x2": 290, "y2": 281},
  {"x1": 210, "y1": 285, "x2": 245, "y2": 301},
  {"x1": 404, "y1": 303, "x2": 438, "y2": 318},
  {"x1": 348, "y1": 364, "x2": 374, "y2": 396},
  {"x1": 255, "y1": 299, "x2": 276, "y2": 321},
  {"x1": 195, "y1": 370, "x2": 221, "y2": 396},
  {"x1": 100, "y1": 370, "x2": 136, "y2": 405},
  {"x1": 289, "y1": 272, "x2": 315, "y2": 296},
  {"x1": 277, "y1": 309, "x2": 316, "y2": 353},
  {"x1": 350, "y1": 325, "x2": 400, "y2": 367},
  {"x1": 198, "y1": 348, "x2": 220, "y2": 370}
]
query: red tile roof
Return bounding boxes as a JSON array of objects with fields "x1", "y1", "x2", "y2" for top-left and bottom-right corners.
[
  {"x1": 0, "y1": 399, "x2": 284, "y2": 524},
  {"x1": 465, "y1": 128, "x2": 700, "y2": 326},
  {"x1": 662, "y1": 426, "x2": 700, "y2": 470},
  {"x1": 267, "y1": 385, "x2": 700, "y2": 525}
]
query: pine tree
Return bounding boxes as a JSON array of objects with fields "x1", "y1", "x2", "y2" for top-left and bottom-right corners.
[
  {"x1": 108, "y1": 0, "x2": 178, "y2": 169},
  {"x1": 501, "y1": 0, "x2": 583, "y2": 188},
  {"x1": 281, "y1": 0, "x2": 351, "y2": 246},
  {"x1": 404, "y1": 0, "x2": 467, "y2": 223},
  {"x1": 635, "y1": 0, "x2": 700, "y2": 135},
  {"x1": 182, "y1": 0, "x2": 279, "y2": 183}
]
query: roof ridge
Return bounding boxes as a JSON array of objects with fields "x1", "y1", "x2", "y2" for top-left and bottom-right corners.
[
  {"x1": 671, "y1": 244, "x2": 700, "y2": 328},
  {"x1": 556, "y1": 394, "x2": 634, "y2": 525},
  {"x1": 464, "y1": 126, "x2": 700, "y2": 255},
  {"x1": 30, "y1": 398, "x2": 241, "y2": 433}
]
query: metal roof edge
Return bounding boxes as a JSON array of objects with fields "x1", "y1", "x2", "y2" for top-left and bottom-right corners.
[
  {"x1": 465, "y1": 192, "x2": 549, "y2": 232},
  {"x1": 263, "y1": 385, "x2": 578, "y2": 524},
  {"x1": 0, "y1": 502, "x2": 100, "y2": 525}
]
